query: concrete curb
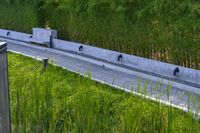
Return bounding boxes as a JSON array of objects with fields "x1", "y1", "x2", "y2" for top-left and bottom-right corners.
[
  {"x1": 0, "y1": 28, "x2": 199, "y2": 88},
  {"x1": 8, "y1": 46, "x2": 200, "y2": 118},
  {"x1": 3, "y1": 38, "x2": 200, "y2": 95}
]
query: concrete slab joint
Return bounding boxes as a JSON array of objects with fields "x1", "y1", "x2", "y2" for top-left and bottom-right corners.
[
  {"x1": 0, "y1": 28, "x2": 58, "y2": 48},
  {"x1": 32, "y1": 28, "x2": 57, "y2": 48}
]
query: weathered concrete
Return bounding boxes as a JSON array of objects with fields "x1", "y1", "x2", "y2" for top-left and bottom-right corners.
[
  {"x1": 52, "y1": 39, "x2": 200, "y2": 88},
  {"x1": 32, "y1": 28, "x2": 57, "y2": 40},
  {"x1": 0, "y1": 28, "x2": 57, "y2": 48},
  {"x1": 0, "y1": 28, "x2": 199, "y2": 87},
  {"x1": 0, "y1": 28, "x2": 199, "y2": 88},
  {"x1": 0, "y1": 42, "x2": 11, "y2": 133},
  {"x1": 1, "y1": 38, "x2": 199, "y2": 115},
  {"x1": 0, "y1": 29, "x2": 31, "y2": 42},
  {"x1": 32, "y1": 28, "x2": 57, "y2": 47}
]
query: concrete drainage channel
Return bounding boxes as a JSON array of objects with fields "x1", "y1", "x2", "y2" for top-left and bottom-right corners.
[{"x1": 0, "y1": 28, "x2": 200, "y2": 115}]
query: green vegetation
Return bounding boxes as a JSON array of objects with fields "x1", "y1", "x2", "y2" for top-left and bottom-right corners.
[
  {"x1": 1, "y1": 1, "x2": 200, "y2": 69},
  {"x1": 0, "y1": 1, "x2": 38, "y2": 33},
  {"x1": 9, "y1": 53, "x2": 200, "y2": 132}
]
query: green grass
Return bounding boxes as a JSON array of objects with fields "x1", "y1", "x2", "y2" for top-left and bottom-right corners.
[
  {"x1": 1, "y1": 0, "x2": 200, "y2": 69},
  {"x1": 8, "y1": 52, "x2": 200, "y2": 133},
  {"x1": 0, "y1": 2, "x2": 38, "y2": 33}
]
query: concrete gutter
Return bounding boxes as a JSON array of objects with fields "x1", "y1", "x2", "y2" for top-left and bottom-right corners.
[
  {"x1": 2, "y1": 37, "x2": 199, "y2": 94},
  {"x1": 1, "y1": 37, "x2": 200, "y2": 116}
]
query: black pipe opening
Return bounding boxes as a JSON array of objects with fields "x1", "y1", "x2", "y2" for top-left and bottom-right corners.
[
  {"x1": 79, "y1": 45, "x2": 83, "y2": 52},
  {"x1": 7, "y1": 32, "x2": 10, "y2": 36},
  {"x1": 173, "y1": 67, "x2": 180, "y2": 76},
  {"x1": 118, "y1": 54, "x2": 123, "y2": 62}
]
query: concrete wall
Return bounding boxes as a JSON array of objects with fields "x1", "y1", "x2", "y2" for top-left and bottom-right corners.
[
  {"x1": 0, "y1": 28, "x2": 199, "y2": 87},
  {"x1": 32, "y1": 28, "x2": 57, "y2": 43},
  {"x1": 0, "y1": 28, "x2": 57, "y2": 47},
  {"x1": 52, "y1": 39, "x2": 200, "y2": 87},
  {"x1": 0, "y1": 29, "x2": 31, "y2": 42}
]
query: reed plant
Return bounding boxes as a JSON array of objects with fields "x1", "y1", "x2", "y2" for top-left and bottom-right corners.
[
  {"x1": 8, "y1": 53, "x2": 200, "y2": 132},
  {"x1": 1, "y1": 0, "x2": 200, "y2": 69}
]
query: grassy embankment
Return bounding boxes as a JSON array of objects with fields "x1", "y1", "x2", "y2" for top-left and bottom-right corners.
[{"x1": 9, "y1": 53, "x2": 200, "y2": 133}]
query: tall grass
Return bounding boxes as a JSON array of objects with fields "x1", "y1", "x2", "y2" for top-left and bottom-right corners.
[
  {"x1": 0, "y1": 1, "x2": 38, "y2": 33},
  {"x1": 8, "y1": 53, "x2": 200, "y2": 132},
  {"x1": 1, "y1": 0, "x2": 200, "y2": 69}
]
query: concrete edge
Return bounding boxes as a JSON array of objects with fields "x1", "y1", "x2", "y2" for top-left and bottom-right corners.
[
  {"x1": 8, "y1": 49, "x2": 200, "y2": 117},
  {"x1": 0, "y1": 29, "x2": 199, "y2": 87},
  {"x1": 52, "y1": 39, "x2": 200, "y2": 87},
  {"x1": 4, "y1": 38, "x2": 200, "y2": 95}
]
